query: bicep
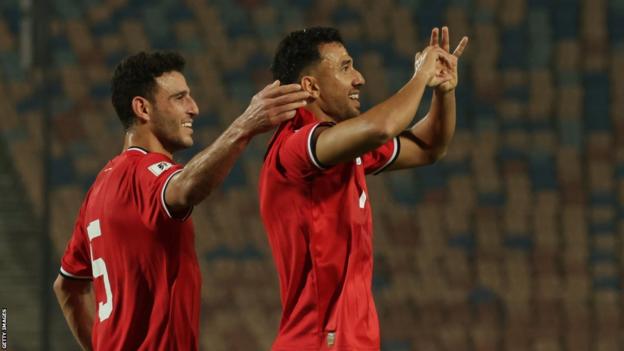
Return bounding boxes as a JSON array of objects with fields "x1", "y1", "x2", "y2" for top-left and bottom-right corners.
[
  {"x1": 384, "y1": 132, "x2": 437, "y2": 171},
  {"x1": 54, "y1": 274, "x2": 93, "y2": 298}
]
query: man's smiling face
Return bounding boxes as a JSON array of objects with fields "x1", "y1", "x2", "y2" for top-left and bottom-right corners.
[
  {"x1": 149, "y1": 71, "x2": 199, "y2": 152},
  {"x1": 312, "y1": 42, "x2": 366, "y2": 122}
]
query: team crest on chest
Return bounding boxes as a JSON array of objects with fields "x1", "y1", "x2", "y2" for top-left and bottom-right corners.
[{"x1": 148, "y1": 161, "x2": 173, "y2": 176}]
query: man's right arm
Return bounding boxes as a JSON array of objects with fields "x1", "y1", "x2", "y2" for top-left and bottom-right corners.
[
  {"x1": 314, "y1": 46, "x2": 453, "y2": 167},
  {"x1": 165, "y1": 81, "x2": 309, "y2": 213},
  {"x1": 53, "y1": 275, "x2": 94, "y2": 351}
]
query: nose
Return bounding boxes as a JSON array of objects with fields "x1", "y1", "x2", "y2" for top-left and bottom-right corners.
[
  {"x1": 353, "y1": 68, "x2": 365, "y2": 87},
  {"x1": 188, "y1": 96, "x2": 199, "y2": 117}
]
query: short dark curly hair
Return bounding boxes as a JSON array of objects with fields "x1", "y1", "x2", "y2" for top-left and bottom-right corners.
[
  {"x1": 271, "y1": 27, "x2": 344, "y2": 84},
  {"x1": 111, "y1": 51, "x2": 186, "y2": 129}
]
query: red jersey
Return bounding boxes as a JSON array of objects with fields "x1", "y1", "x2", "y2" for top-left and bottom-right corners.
[
  {"x1": 60, "y1": 147, "x2": 201, "y2": 351},
  {"x1": 259, "y1": 108, "x2": 400, "y2": 351}
]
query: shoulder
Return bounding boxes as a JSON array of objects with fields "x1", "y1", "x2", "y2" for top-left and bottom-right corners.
[
  {"x1": 141, "y1": 157, "x2": 177, "y2": 177},
  {"x1": 126, "y1": 150, "x2": 179, "y2": 178},
  {"x1": 108, "y1": 149, "x2": 181, "y2": 186}
]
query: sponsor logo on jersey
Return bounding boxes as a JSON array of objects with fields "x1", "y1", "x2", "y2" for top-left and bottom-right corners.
[{"x1": 148, "y1": 161, "x2": 173, "y2": 176}]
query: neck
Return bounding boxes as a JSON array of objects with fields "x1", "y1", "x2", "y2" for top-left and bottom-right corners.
[
  {"x1": 304, "y1": 102, "x2": 336, "y2": 123},
  {"x1": 122, "y1": 127, "x2": 173, "y2": 158}
]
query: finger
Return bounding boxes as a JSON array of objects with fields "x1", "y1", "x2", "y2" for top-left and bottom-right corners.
[
  {"x1": 437, "y1": 70, "x2": 453, "y2": 80},
  {"x1": 452, "y1": 36, "x2": 469, "y2": 57},
  {"x1": 269, "y1": 91, "x2": 310, "y2": 106},
  {"x1": 435, "y1": 49, "x2": 456, "y2": 65},
  {"x1": 271, "y1": 99, "x2": 308, "y2": 115},
  {"x1": 430, "y1": 48, "x2": 448, "y2": 63},
  {"x1": 441, "y1": 26, "x2": 450, "y2": 52},
  {"x1": 430, "y1": 75, "x2": 451, "y2": 87},
  {"x1": 429, "y1": 27, "x2": 439, "y2": 47},
  {"x1": 258, "y1": 80, "x2": 281, "y2": 96},
  {"x1": 263, "y1": 83, "x2": 303, "y2": 98},
  {"x1": 438, "y1": 78, "x2": 451, "y2": 86},
  {"x1": 263, "y1": 80, "x2": 280, "y2": 90},
  {"x1": 273, "y1": 110, "x2": 297, "y2": 124}
]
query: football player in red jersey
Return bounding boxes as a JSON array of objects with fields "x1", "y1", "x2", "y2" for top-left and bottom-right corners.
[
  {"x1": 53, "y1": 51, "x2": 309, "y2": 350},
  {"x1": 259, "y1": 27, "x2": 468, "y2": 350}
]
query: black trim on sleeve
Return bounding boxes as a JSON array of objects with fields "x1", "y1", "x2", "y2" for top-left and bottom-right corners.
[
  {"x1": 161, "y1": 169, "x2": 193, "y2": 221},
  {"x1": 308, "y1": 122, "x2": 335, "y2": 170},
  {"x1": 373, "y1": 136, "x2": 401, "y2": 175}
]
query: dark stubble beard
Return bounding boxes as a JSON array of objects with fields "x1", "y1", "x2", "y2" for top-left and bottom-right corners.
[{"x1": 151, "y1": 109, "x2": 190, "y2": 153}]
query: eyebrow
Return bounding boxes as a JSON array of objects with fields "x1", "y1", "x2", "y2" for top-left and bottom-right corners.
[
  {"x1": 168, "y1": 90, "x2": 189, "y2": 99},
  {"x1": 340, "y1": 57, "x2": 353, "y2": 67}
]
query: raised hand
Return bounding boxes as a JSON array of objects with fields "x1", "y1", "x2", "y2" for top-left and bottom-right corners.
[
  {"x1": 238, "y1": 80, "x2": 310, "y2": 136},
  {"x1": 413, "y1": 45, "x2": 455, "y2": 87},
  {"x1": 429, "y1": 26, "x2": 469, "y2": 93}
]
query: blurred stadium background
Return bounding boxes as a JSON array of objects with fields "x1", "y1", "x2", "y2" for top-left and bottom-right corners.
[{"x1": 0, "y1": 0, "x2": 623, "y2": 350}]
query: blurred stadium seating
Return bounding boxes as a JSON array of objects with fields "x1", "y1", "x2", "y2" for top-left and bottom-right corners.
[{"x1": 1, "y1": 0, "x2": 623, "y2": 350}]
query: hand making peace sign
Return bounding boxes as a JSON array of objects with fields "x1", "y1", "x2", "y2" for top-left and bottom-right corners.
[{"x1": 430, "y1": 26, "x2": 469, "y2": 93}]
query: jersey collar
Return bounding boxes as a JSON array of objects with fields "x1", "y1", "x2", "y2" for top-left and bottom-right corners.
[
  {"x1": 127, "y1": 146, "x2": 148, "y2": 154},
  {"x1": 293, "y1": 108, "x2": 336, "y2": 128}
]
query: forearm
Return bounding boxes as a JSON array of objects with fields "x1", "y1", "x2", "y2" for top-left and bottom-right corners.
[
  {"x1": 360, "y1": 44, "x2": 454, "y2": 140},
  {"x1": 171, "y1": 120, "x2": 250, "y2": 207},
  {"x1": 409, "y1": 89, "x2": 456, "y2": 157},
  {"x1": 167, "y1": 82, "x2": 308, "y2": 209},
  {"x1": 364, "y1": 74, "x2": 429, "y2": 139},
  {"x1": 54, "y1": 279, "x2": 94, "y2": 351}
]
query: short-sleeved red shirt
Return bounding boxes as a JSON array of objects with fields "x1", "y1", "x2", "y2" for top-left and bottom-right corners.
[
  {"x1": 259, "y1": 108, "x2": 399, "y2": 351},
  {"x1": 60, "y1": 147, "x2": 201, "y2": 351}
]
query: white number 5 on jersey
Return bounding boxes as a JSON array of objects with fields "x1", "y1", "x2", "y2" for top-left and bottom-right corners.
[{"x1": 87, "y1": 220, "x2": 113, "y2": 322}]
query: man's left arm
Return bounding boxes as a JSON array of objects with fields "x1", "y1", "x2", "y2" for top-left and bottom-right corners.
[
  {"x1": 53, "y1": 275, "x2": 94, "y2": 351},
  {"x1": 386, "y1": 26, "x2": 468, "y2": 171}
]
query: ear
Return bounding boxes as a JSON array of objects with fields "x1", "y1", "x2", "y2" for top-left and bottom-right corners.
[
  {"x1": 301, "y1": 76, "x2": 320, "y2": 99},
  {"x1": 131, "y1": 96, "x2": 151, "y2": 123}
]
